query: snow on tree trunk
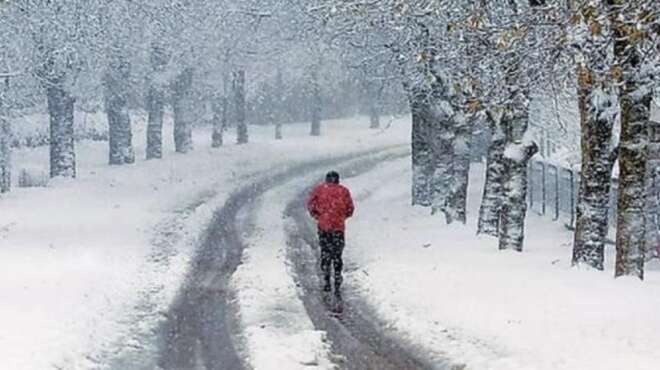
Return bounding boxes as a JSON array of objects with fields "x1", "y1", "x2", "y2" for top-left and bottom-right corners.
[
  {"x1": 428, "y1": 96, "x2": 457, "y2": 224},
  {"x1": 572, "y1": 74, "x2": 618, "y2": 270},
  {"x1": 211, "y1": 96, "x2": 226, "y2": 148},
  {"x1": 146, "y1": 44, "x2": 167, "y2": 160},
  {"x1": 498, "y1": 113, "x2": 538, "y2": 252},
  {"x1": 452, "y1": 112, "x2": 472, "y2": 225},
  {"x1": 46, "y1": 82, "x2": 76, "y2": 178},
  {"x1": 611, "y1": 1, "x2": 651, "y2": 280},
  {"x1": 410, "y1": 88, "x2": 433, "y2": 207},
  {"x1": 172, "y1": 67, "x2": 194, "y2": 153},
  {"x1": 104, "y1": 52, "x2": 135, "y2": 165},
  {"x1": 310, "y1": 68, "x2": 321, "y2": 137},
  {"x1": 234, "y1": 69, "x2": 248, "y2": 144},
  {"x1": 615, "y1": 90, "x2": 650, "y2": 279},
  {"x1": 477, "y1": 112, "x2": 506, "y2": 236}
]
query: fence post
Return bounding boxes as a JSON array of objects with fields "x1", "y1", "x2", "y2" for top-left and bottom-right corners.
[
  {"x1": 569, "y1": 169, "x2": 576, "y2": 228},
  {"x1": 553, "y1": 165, "x2": 559, "y2": 220},
  {"x1": 541, "y1": 162, "x2": 546, "y2": 216},
  {"x1": 529, "y1": 161, "x2": 534, "y2": 210}
]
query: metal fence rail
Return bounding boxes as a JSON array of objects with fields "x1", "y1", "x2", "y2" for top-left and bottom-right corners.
[{"x1": 527, "y1": 160, "x2": 618, "y2": 229}]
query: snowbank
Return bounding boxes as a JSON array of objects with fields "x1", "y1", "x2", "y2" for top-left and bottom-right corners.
[
  {"x1": 343, "y1": 158, "x2": 660, "y2": 370},
  {"x1": 0, "y1": 116, "x2": 409, "y2": 370}
]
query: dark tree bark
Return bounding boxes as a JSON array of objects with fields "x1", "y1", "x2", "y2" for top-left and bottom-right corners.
[
  {"x1": 645, "y1": 142, "x2": 660, "y2": 260},
  {"x1": 234, "y1": 69, "x2": 248, "y2": 144},
  {"x1": 0, "y1": 110, "x2": 10, "y2": 193},
  {"x1": 146, "y1": 43, "x2": 167, "y2": 160},
  {"x1": 410, "y1": 87, "x2": 433, "y2": 206},
  {"x1": 212, "y1": 69, "x2": 230, "y2": 148},
  {"x1": 477, "y1": 112, "x2": 507, "y2": 236},
  {"x1": 274, "y1": 68, "x2": 285, "y2": 140},
  {"x1": 104, "y1": 52, "x2": 134, "y2": 165},
  {"x1": 211, "y1": 96, "x2": 226, "y2": 148},
  {"x1": 367, "y1": 82, "x2": 382, "y2": 129},
  {"x1": 172, "y1": 67, "x2": 194, "y2": 153},
  {"x1": 0, "y1": 79, "x2": 10, "y2": 193},
  {"x1": 275, "y1": 124, "x2": 283, "y2": 140},
  {"x1": 611, "y1": 0, "x2": 650, "y2": 279},
  {"x1": 451, "y1": 113, "x2": 472, "y2": 224},
  {"x1": 146, "y1": 86, "x2": 164, "y2": 159},
  {"x1": 46, "y1": 81, "x2": 76, "y2": 178},
  {"x1": 615, "y1": 91, "x2": 650, "y2": 279},
  {"x1": 572, "y1": 66, "x2": 618, "y2": 270},
  {"x1": 608, "y1": 0, "x2": 657, "y2": 279},
  {"x1": 498, "y1": 112, "x2": 538, "y2": 252},
  {"x1": 310, "y1": 67, "x2": 322, "y2": 136},
  {"x1": 428, "y1": 98, "x2": 457, "y2": 223}
]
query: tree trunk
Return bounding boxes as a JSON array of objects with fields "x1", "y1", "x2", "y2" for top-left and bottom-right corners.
[
  {"x1": 146, "y1": 43, "x2": 167, "y2": 160},
  {"x1": 615, "y1": 90, "x2": 650, "y2": 279},
  {"x1": 275, "y1": 124, "x2": 283, "y2": 140},
  {"x1": 451, "y1": 112, "x2": 472, "y2": 224},
  {"x1": 104, "y1": 53, "x2": 135, "y2": 165},
  {"x1": 0, "y1": 114, "x2": 10, "y2": 193},
  {"x1": 46, "y1": 82, "x2": 76, "y2": 178},
  {"x1": 172, "y1": 67, "x2": 194, "y2": 153},
  {"x1": 234, "y1": 69, "x2": 248, "y2": 144},
  {"x1": 310, "y1": 68, "x2": 322, "y2": 136},
  {"x1": 572, "y1": 68, "x2": 618, "y2": 270},
  {"x1": 0, "y1": 79, "x2": 10, "y2": 193},
  {"x1": 410, "y1": 88, "x2": 433, "y2": 207},
  {"x1": 477, "y1": 112, "x2": 506, "y2": 236},
  {"x1": 146, "y1": 85, "x2": 164, "y2": 159},
  {"x1": 369, "y1": 104, "x2": 380, "y2": 129},
  {"x1": 611, "y1": 0, "x2": 650, "y2": 279},
  {"x1": 645, "y1": 145, "x2": 660, "y2": 260},
  {"x1": 428, "y1": 98, "x2": 457, "y2": 223},
  {"x1": 498, "y1": 112, "x2": 538, "y2": 252},
  {"x1": 211, "y1": 96, "x2": 226, "y2": 148},
  {"x1": 367, "y1": 82, "x2": 382, "y2": 129}
]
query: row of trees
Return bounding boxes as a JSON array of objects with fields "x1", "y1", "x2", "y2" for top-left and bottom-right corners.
[
  {"x1": 313, "y1": 0, "x2": 659, "y2": 279},
  {"x1": 1, "y1": 1, "x2": 657, "y2": 279},
  {"x1": 0, "y1": 0, "x2": 401, "y2": 192}
]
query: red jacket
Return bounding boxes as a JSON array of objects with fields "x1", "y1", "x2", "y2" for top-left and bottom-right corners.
[{"x1": 307, "y1": 182, "x2": 354, "y2": 232}]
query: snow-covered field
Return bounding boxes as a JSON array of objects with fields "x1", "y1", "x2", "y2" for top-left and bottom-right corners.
[
  {"x1": 343, "y1": 158, "x2": 660, "y2": 370},
  {"x1": 0, "y1": 116, "x2": 409, "y2": 370}
]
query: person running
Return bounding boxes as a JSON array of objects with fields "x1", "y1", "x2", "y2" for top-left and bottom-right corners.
[{"x1": 306, "y1": 171, "x2": 355, "y2": 297}]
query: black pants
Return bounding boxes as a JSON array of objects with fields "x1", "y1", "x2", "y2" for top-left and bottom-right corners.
[{"x1": 318, "y1": 229, "x2": 345, "y2": 289}]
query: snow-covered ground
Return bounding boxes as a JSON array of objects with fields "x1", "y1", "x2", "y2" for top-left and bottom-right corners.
[
  {"x1": 343, "y1": 158, "x2": 660, "y2": 370},
  {"x1": 0, "y1": 115, "x2": 409, "y2": 370},
  {"x1": 230, "y1": 172, "x2": 336, "y2": 370}
]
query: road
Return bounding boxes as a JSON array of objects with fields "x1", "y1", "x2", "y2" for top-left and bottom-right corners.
[{"x1": 110, "y1": 146, "x2": 448, "y2": 370}]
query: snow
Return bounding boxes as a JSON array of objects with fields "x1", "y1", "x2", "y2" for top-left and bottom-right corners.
[
  {"x1": 0, "y1": 115, "x2": 409, "y2": 370},
  {"x1": 230, "y1": 175, "x2": 335, "y2": 370},
  {"x1": 343, "y1": 158, "x2": 660, "y2": 370}
]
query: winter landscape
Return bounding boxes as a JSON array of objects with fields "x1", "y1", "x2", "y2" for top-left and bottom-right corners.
[{"x1": 1, "y1": 1, "x2": 660, "y2": 370}]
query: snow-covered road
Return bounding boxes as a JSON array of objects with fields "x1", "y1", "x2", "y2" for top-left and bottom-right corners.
[{"x1": 104, "y1": 144, "x2": 436, "y2": 370}]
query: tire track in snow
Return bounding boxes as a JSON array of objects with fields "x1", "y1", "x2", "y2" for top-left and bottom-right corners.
[
  {"x1": 284, "y1": 151, "x2": 460, "y2": 370},
  {"x1": 107, "y1": 145, "x2": 406, "y2": 370}
]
